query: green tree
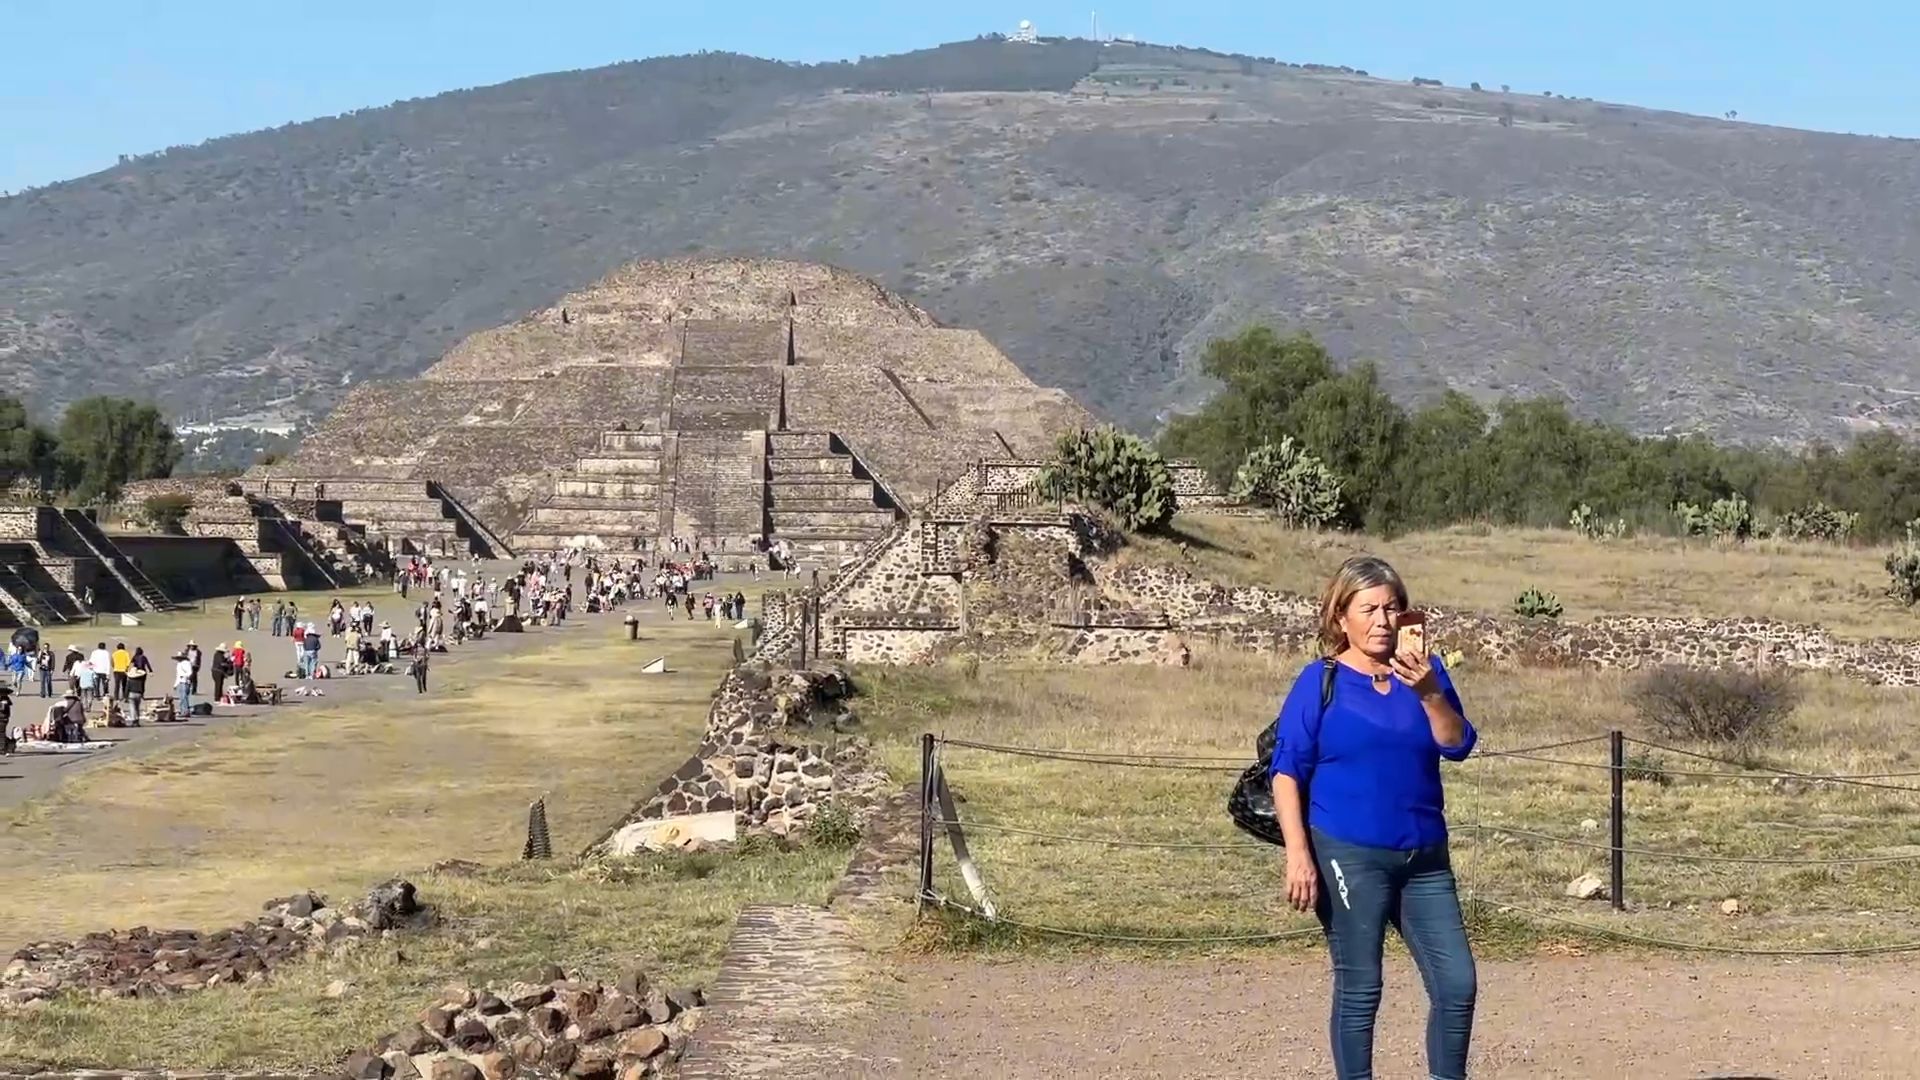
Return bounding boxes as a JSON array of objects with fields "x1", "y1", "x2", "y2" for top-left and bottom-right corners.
[
  {"x1": 1391, "y1": 391, "x2": 1492, "y2": 526},
  {"x1": 0, "y1": 394, "x2": 59, "y2": 493},
  {"x1": 1282, "y1": 362, "x2": 1406, "y2": 527},
  {"x1": 1159, "y1": 327, "x2": 1336, "y2": 482},
  {"x1": 55, "y1": 397, "x2": 182, "y2": 503},
  {"x1": 1039, "y1": 425, "x2": 1176, "y2": 532}
]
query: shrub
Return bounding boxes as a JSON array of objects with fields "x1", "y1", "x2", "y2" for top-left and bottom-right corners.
[
  {"x1": 1777, "y1": 502, "x2": 1859, "y2": 542},
  {"x1": 1569, "y1": 502, "x2": 1627, "y2": 541},
  {"x1": 1512, "y1": 587, "x2": 1563, "y2": 619},
  {"x1": 1038, "y1": 425, "x2": 1176, "y2": 532},
  {"x1": 1228, "y1": 436, "x2": 1345, "y2": 528},
  {"x1": 1888, "y1": 523, "x2": 1920, "y2": 606},
  {"x1": 1622, "y1": 750, "x2": 1672, "y2": 786},
  {"x1": 141, "y1": 493, "x2": 193, "y2": 535},
  {"x1": 1628, "y1": 666, "x2": 1801, "y2": 745},
  {"x1": 1674, "y1": 494, "x2": 1752, "y2": 541},
  {"x1": 806, "y1": 799, "x2": 861, "y2": 849}
]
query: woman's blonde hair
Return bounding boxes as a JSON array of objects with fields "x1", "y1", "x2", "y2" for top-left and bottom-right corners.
[{"x1": 1317, "y1": 554, "x2": 1409, "y2": 656}]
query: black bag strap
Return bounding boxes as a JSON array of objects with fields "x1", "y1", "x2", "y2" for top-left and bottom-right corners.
[{"x1": 1318, "y1": 656, "x2": 1337, "y2": 713}]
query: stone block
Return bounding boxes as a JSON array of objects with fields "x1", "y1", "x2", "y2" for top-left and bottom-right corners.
[{"x1": 607, "y1": 811, "x2": 737, "y2": 855}]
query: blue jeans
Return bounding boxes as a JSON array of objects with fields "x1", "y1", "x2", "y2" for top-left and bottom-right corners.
[
  {"x1": 1310, "y1": 827, "x2": 1476, "y2": 1080},
  {"x1": 177, "y1": 683, "x2": 191, "y2": 714}
]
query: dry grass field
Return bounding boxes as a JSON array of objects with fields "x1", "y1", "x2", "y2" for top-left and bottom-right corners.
[
  {"x1": 0, "y1": 602, "x2": 848, "y2": 1069},
  {"x1": 857, "y1": 650, "x2": 1920, "y2": 956},
  {"x1": 1127, "y1": 515, "x2": 1910, "y2": 639}
]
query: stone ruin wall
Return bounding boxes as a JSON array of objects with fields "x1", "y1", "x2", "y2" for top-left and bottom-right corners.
[
  {"x1": 775, "y1": 501, "x2": 1920, "y2": 687},
  {"x1": 2, "y1": 880, "x2": 709, "y2": 1077},
  {"x1": 590, "y1": 661, "x2": 890, "y2": 853}
]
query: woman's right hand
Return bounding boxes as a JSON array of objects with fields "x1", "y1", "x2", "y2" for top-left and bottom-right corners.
[{"x1": 1285, "y1": 851, "x2": 1319, "y2": 912}]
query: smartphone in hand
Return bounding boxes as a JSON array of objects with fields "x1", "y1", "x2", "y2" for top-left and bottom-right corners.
[{"x1": 1395, "y1": 610, "x2": 1428, "y2": 659}]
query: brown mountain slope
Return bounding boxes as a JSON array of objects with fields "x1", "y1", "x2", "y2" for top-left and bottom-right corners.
[{"x1": 3, "y1": 39, "x2": 1919, "y2": 442}]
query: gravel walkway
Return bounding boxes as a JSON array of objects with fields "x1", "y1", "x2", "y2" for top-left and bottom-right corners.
[{"x1": 853, "y1": 952, "x2": 1920, "y2": 1078}]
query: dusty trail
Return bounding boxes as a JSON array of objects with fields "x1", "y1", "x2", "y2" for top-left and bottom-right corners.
[{"x1": 852, "y1": 952, "x2": 1920, "y2": 1078}]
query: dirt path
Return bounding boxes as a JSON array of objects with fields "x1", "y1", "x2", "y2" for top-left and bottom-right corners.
[{"x1": 852, "y1": 952, "x2": 1920, "y2": 1078}]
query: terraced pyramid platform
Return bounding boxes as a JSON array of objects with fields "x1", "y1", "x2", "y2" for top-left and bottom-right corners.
[{"x1": 251, "y1": 257, "x2": 1096, "y2": 560}]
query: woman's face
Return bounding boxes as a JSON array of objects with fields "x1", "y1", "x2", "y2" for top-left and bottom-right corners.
[{"x1": 1340, "y1": 583, "x2": 1405, "y2": 659}]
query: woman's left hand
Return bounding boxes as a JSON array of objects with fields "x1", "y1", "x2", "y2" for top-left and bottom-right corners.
[{"x1": 1391, "y1": 649, "x2": 1441, "y2": 698}]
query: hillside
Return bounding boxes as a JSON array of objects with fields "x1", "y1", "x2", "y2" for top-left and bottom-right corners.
[{"x1": 5, "y1": 38, "x2": 1920, "y2": 442}]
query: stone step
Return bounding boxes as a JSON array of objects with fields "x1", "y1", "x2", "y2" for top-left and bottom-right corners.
[
  {"x1": 351, "y1": 518, "x2": 464, "y2": 536},
  {"x1": 526, "y1": 505, "x2": 661, "y2": 530},
  {"x1": 553, "y1": 478, "x2": 662, "y2": 500},
  {"x1": 572, "y1": 455, "x2": 665, "y2": 476},
  {"x1": 769, "y1": 509, "x2": 898, "y2": 531},
  {"x1": 512, "y1": 529, "x2": 660, "y2": 552},
  {"x1": 767, "y1": 456, "x2": 855, "y2": 477},
  {"x1": 768, "y1": 479, "x2": 877, "y2": 502},
  {"x1": 768, "y1": 432, "x2": 834, "y2": 453},
  {"x1": 538, "y1": 496, "x2": 661, "y2": 510},
  {"x1": 599, "y1": 431, "x2": 665, "y2": 452}
]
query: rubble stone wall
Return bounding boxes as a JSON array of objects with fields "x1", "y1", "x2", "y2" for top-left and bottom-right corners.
[{"x1": 591, "y1": 662, "x2": 888, "y2": 853}]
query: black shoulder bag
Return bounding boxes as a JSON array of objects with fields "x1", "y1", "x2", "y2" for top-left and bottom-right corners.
[{"x1": 1226, "y1": 658, "x2": 1337, "y2": 846}]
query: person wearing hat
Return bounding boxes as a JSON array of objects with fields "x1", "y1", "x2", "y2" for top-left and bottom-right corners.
[
  {"x1": 186, "y1": 640, "x2": 202, "y2": 696},
  {"x1": 47, "y1": 690, "x2": 87, "y2": 743},
  {"x1": 62, "y1": 643, "x2": 84, "y2": 698},
  {"x1": 230, "y1": 641, "x2": 249, "y2": 677},
  {"x1": 301, "y1": 621, "x2": 322, "y2": 678},
  {"x1": 173, "y1": 649, "x2": 193, "y2": 716},
  {"x1": 209, "y1": 645, "x2": 231, "y2": 705}
]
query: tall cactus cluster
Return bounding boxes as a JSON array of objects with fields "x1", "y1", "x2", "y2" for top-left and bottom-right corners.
[
  {"x1": 1037, "y1": 425, "x2": 1176, "y2": 532},
  {"x1": 1229, "y1": 437, "x2": 1345, "y2": 529}
]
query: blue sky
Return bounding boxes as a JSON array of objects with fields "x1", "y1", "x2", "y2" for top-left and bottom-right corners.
[{"x1": 4, "y1": 0, "x2": 1917, "y2": 193}]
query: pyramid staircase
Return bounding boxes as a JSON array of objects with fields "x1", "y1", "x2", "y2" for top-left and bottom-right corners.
[
  {"x1": 765, "y1": 432, "x2": 901, "y2": 565},
  {"x1": 512, "y1": 430, "x2": 669, "y2": 552},
  {"x1": 59, "y1": 509, "x2": 174, "y2": 612},
  {"x1": 0, "y1": 558, "x2": 64, "y2": 626}
]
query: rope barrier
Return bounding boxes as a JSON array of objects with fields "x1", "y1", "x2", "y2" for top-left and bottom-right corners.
[
  {"x1": 1461, "y1": 823, "x2": 1920, "y2": 866},
  {"x1": 930, "y1": 817, "x2": 1273, "y2": 852},
  {"x1": 1477, "y1": 734, "x2": 1614, "y2": 756},
  {"x1": 1474, "y1": 898, "x2": 1920, "y2": 957},
  {"x1": 1623, "y1": 736, "x2": 1920, "y2": 791},
  {"x1": 935, "y1": 738, "x2": 1242, "y2": 772},
  {"x1": 929, "y1": 894, "x2": 1322, "y2": 944},
  {"x1": 937, "y1": 734, "x2": 1616, "y2": 772}
]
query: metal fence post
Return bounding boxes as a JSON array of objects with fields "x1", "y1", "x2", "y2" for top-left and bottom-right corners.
[
  {"x1": 917, "y1": 733, "x2": 936, "y2": 911},
  {"x1": 1609, "y1": 729, "x2": 1626, "y2": 911}
]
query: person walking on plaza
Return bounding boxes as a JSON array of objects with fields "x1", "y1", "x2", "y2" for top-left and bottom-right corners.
[
  {"x1": 173, "y1": 650, "x2": 193, "y2": 716},
  {"x1": 248, "y1": 597, "x2": 262, "y2": 631},
  {"x1": 36, "y1": 643, "x2": 54, "y2": 698},
  {"x1": 88, "y1": 642, "x2": 111, "y2": 705},
  {"x1": 126, "y1": 647, "x2": 151, "y2": 723},
  {"x1": 111, "y1": 641, "x2": 131, "y2": 701},
  {"x1": 409, "y1": 645, "x2": 429, "y2": 694},
  {"x1": 7, "y1": 645, "x2": 25, "y2": 692},
  {"x1": 1269, "y1": 555, "x2": 1478, "y2": 1080},
  {"x1": 232, "y1": 597, "x2": 246, "y2": 632},
  {"x1": 186, "y1": 640, "x2": 202, "y2": 696},
  {"x1": 272, "y1": 600, "x2": 287, "y2": 638}
]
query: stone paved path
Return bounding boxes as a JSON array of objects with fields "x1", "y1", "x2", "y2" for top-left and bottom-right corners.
[
  {"x1": 677, "y1": 904, "x2": 883, "y2": 1079},
  {"x1": 680, "y1": 789, "x2": 922, "y2": 1078}
]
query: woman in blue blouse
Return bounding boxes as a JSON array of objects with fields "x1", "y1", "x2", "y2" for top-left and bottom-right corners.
[{"x1": 1270, "y1": 555, "x2": 1478, "y2": 1080}]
